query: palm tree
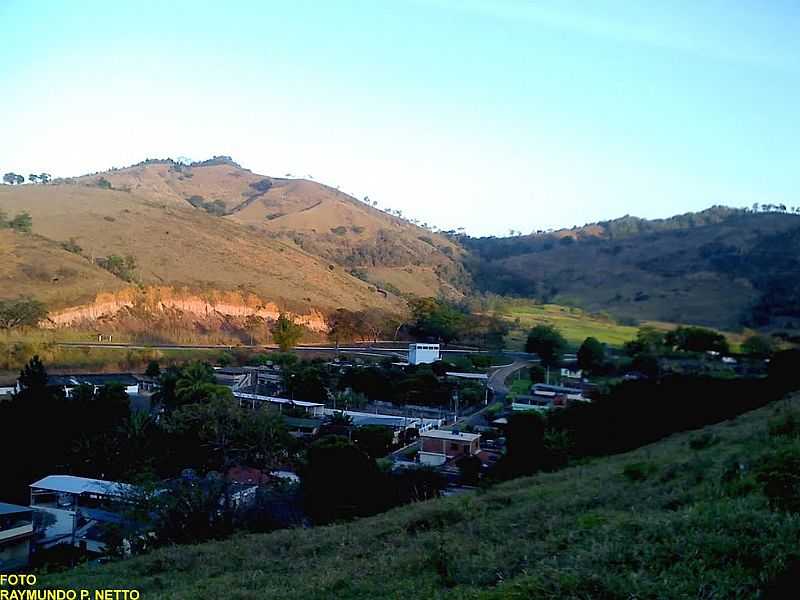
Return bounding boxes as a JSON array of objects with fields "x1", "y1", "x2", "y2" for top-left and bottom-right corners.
[{"x1": 175, "y1": 362, "x2": 217, "y2": 404}]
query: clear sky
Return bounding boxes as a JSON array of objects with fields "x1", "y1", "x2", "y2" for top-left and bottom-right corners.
[{"x1": 1, "y1": 0, "x2": 797, "y2": 236}]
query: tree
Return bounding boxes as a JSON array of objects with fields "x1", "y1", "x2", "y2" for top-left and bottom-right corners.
[
  {"x1": 38, "y1": 173, "x2": 51, "y2": 184},
  {"x1": 271, "y1": 313, "x2": 304, "y2": 352},
  {"x1": 525, "y1": 324, "x2": 567, "y2": 368},
  {"x1": 741, "y1": 335, "x2": 775, "y2": 358},
  {"x1": 166, "y1": 391, "x2": 244, "y2": 470},
  {"x1": 496, "y1": 411, "x2": 546, "y2": 478},
  {"x1": 352, "y1": 425, "x2": 394, "y2": 459},
  {"x1": 327, "y1": 308, "x2": 361, "y2": 345},
  {"x1": 408, "y1": 297, "x2": 466, "y2": 344},
  {"x1": 8, "y1": 212, "x2": 32, "y2": 233},
  {"x1": 0, "y1": 297, "x2": 47, "y2": 330},
  {"x1": 577, "y1": 337, "x2": 606, "y2": 373},
  {"x1": 145, "y1": 360, "x2": 161, "y2": 377},
  {"x1": 302, "y1": 435, "x2": 382, "y2": 523},
  {"x1": 3, "y1": 173, "x2": 24, "y2": 185},
  {"x1": 665, "y1": 326, "x2": 729, "y2": 354},
  {"x1": 283, "y1": 363, "x2": 329, "y2": 403},
  {"x1": 623, "y1": 327, "x2": 666, "y2": 357},
  {"x1": 174, "y1": 362, "x2": 219, "y2": 405},
  {"x1": 28, "y1": 174, "x2": 38, "y2": 184},
  {"x1": 456, "y1": 454, "x2": 482, "y2": 485}
]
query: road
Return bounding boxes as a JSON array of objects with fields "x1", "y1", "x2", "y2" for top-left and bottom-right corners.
[{"x1": 54, "y1": 341, "x2": 488, "y2": 355}]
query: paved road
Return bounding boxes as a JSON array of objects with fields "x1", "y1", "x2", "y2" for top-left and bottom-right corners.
[{"x1": 487, "y1": 360, "x2": 537, "y2": 398}]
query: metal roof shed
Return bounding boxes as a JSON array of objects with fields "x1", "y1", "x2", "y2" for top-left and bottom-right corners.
[{"x1": 29, "y1": 475, "x2": 134, "y2": 498}]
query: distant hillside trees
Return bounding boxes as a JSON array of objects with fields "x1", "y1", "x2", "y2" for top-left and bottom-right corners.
[
  {"x1": 271, "y1": 314, "x2": 304, "y2": 351},
  {"x1": 249, "y1": 178, "x2": 272, "y2": 193},
  {"x1": 27, "y1": 173, "x2": 50, "y2": 184},
  {"x1": 97, "y1": 254, "x2": 137, "y2": 282},
  {"x1": 742, "y1": 335, "x2": 776, "y2": 358},
  {"x1": 2, "y1": 172, "x2": 24, "y2": 185},
  {"x1": 0, "y1": 297, "x2": 47, "y2": 330},
  {"x1": 187, "y1": 195, "x2": 226, "y2": 216}
]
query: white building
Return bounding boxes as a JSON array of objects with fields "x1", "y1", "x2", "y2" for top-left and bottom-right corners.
[{"x1": 408, "y1": 343, "x2": 440, "y2": 365}]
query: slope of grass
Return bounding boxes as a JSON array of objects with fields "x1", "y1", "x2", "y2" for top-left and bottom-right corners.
[
  {"x1": 40, "y1": 394, "x2": 800, "y2": 599},
  {"x1": 496, "y1": 300, "x2": 746, "y2": 350},
  {"x1": 470, "y1": 212, "x2": 800, "y2": 330},
  {"x1": 496, "y1": 301, "x2": 644, "y2": 349}
]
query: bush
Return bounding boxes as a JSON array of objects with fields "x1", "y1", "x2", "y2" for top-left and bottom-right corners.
[
  {"x1": 61, "y1": 237, "x2": 82, "y2": 254},
  {"x1": 622, "y1": 462, "x2": 656, "y2": 482},
  {"x1": 689, "y1": 431, "x2": 718, "y2": 450},
  {"x1": 755, "y1": 447, "x2": 800, "y2": 512},
  {"x1": 769, "y1": 411, "x2": 800, "y2": 438}
]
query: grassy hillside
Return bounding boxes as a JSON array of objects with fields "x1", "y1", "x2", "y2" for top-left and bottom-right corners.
[
  {"x1": 0, "y1": 180, "x2": 401, "y2": 313},
  {"x1": 41, "y1": 394, "x2": 800, "y2": 599},
  {"x1": 0, "y1": 228, "x2": 124, "y2": 307},
  {"x1": 75, "y1": 158, "x2": 468, "y2": 299},
  {"x1": 492, "y1": 299, "x2": 746, "y2": 350},
  {"x1": 466, "y1": 210, "x2": 800, "y2": 330}
]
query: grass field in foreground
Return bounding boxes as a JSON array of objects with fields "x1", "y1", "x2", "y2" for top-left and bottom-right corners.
[{"x1": 39, "y1": 394, "x2": 800, "y2": 599}]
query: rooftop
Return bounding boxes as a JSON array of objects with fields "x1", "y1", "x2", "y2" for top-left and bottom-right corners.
[
  {"x1": 421, "y1": 429, "x2": 481, "y2": 442},
  {"x1": 445, "y1": 372, "x2": 489, "y2": 380},
  {"x1": 30, "y1": 475, "x2": 135, "y2": 497},
  {"x1": 233, "y1": 392, "x2": 324, "y2": 408},
  {"x1": 0, "y1": 502, "x2": 32, "y2": 516},
  {"x1": 45, "y1": 373, "x2": 140, "y2": 387}
]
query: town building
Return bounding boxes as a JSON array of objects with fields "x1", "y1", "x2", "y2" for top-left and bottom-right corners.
[
  {"x1": 233, "y1": 391, "x2": 325, "y2": 417},
  {"x1": 418, "y1": 429, "x2": 481, "y2": 466},
  {"x1": 21, "y1": 374, "x2": 141, "y2": 398},
  {"x1": 29, "y1": 475, "x2": 135, "y2": 553},
  {"x1": 0, "y1": 503, "x2": 34, "y2": 572},
  {"x1": 408, "y1": 343, "x2": 441, "y2": 365}
]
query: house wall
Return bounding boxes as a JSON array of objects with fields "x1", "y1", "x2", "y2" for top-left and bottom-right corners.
[
  {"x1": 409, "y1": 344, "x2": 440, "y2": 365},
  {"x1": 420, "y1": 437, "x2": 476, "y2": 459}
]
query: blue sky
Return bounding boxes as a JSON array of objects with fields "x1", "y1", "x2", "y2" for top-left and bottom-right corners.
[{"x1": 1, "y1": 0, "x2": 797, "y2": 235}]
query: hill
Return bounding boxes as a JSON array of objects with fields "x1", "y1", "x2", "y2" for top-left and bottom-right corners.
[
  {"x1": 464, "y1": 208, "x2": 800, "y2": 330},
  {"x1": 0, "y1": 228, "x2": 124, "y2": 306},
  {"x1": 39, "y1": 394, "x2": 800, "y2": 598},
  {"x1": 0, "y1": 159, "x2": 466, "y2": 330},
  {"x1": 75, "y1": 157, "x2": 467, "y2": 299}
]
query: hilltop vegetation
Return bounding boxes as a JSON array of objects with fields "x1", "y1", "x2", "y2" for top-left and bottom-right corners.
[{"x1": 40, "y1": 387, "x2": 800, "y2": 598}]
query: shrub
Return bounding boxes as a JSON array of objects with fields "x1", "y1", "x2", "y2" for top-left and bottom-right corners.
[
  {"x1": 755, "y1": 447, "x2": 800, "y2": 512},
  {"x1": 249, "y1": 178, "x2": 272, "y2": 193},
  {"x1": 96, "y1": 177, "x2": 112, "y2": 189},
  {"x1": 61, "y1": 237, "x2": 82, "y2": 254},
  {"x1": 769, "y1": 411, "x2": 800, "y2": 438},
  {"x1": 622, "y1": 462, "x2": 656, "y2": 482},
  {"x1": 689, "y1": 431, "x2": 718, "y2": 450}
]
